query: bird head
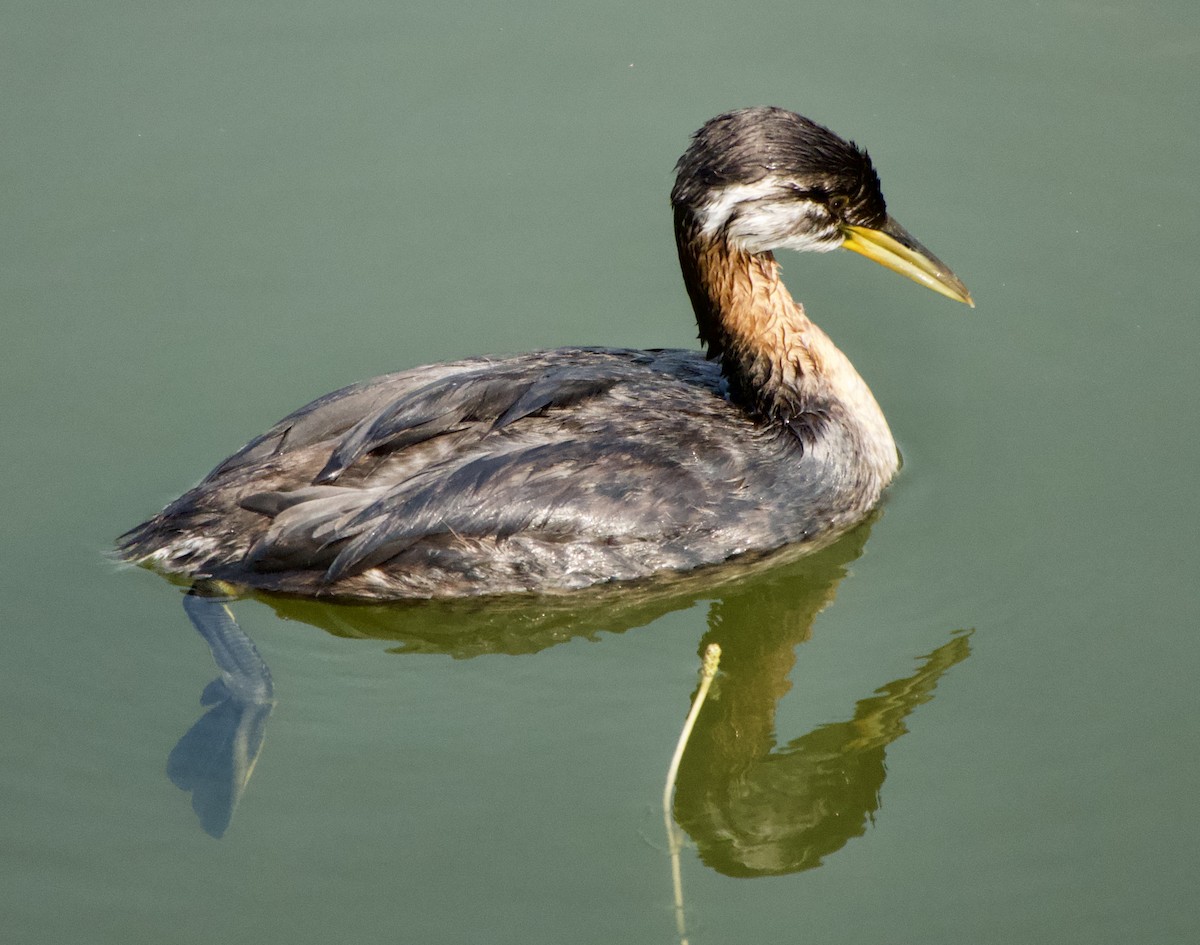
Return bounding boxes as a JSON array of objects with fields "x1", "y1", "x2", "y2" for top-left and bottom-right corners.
[{"x1": 672, "y1": 107, "x2": 973, "y2": 306}]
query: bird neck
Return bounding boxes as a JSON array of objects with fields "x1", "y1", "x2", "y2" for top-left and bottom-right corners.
[
  {"x1": 674, "y1": 219, "x2": 826, "y2": 418},
  {"x1": 674, "y1": 214, "x2": 898, "y2": 471}
]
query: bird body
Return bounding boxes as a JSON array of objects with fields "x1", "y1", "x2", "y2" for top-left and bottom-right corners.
[{"x1": 117, "y1": 107, "x2": 971, "y2": 599}]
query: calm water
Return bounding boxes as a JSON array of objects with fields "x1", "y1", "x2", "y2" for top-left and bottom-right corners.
[{"x1": 4, "y1": 1, "x2": 1199, "y2": 942}]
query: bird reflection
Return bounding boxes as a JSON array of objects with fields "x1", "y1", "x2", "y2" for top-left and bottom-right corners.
[
  {"x1": 674, "y1": 619, "x2": 970, "y2": 876},
  {"x1": 164, "y1": 514, "x2": 970, "y2": 872}
]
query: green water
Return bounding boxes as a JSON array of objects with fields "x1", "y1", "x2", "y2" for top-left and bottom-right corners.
[{"x1": 4, "y1": 1, "x2": 1199, "y2": 942}]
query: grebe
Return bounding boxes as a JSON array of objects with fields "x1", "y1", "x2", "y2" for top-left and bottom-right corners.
[{"x1": 117, "y1": 107, "x2": 972, "y2": 599}]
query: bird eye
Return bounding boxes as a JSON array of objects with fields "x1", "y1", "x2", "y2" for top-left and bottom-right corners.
[{"x1": 828, "y1": 194, "x2": 850, "y2": 213}]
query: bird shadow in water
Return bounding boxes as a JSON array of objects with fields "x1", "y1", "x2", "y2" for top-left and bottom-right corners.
[{"x1": 162, "y1": 512, "x2": 971, "y2": 869}]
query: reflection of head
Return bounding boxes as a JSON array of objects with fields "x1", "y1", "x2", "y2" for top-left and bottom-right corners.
[{"x1": 675, "y1": 617, "x2": 971, "y2": 878}]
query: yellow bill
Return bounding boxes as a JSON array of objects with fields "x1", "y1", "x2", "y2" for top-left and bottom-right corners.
[{"x1": 841, "y1": 217, "x2": 974, "y2": 307}]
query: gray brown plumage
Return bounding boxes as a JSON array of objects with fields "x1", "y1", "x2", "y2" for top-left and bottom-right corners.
[{"x1": 116, "y1": 107, "x2": 971, "y2": 599}]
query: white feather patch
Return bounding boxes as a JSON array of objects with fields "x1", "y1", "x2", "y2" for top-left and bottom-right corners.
[{"x1": 695, "y1": 178, "x2": 841, "y2": 255}]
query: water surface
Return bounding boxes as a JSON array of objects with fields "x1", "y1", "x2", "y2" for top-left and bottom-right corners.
[{"x1": 4, "y1": 1, "x2": 1199, "y2": 942}]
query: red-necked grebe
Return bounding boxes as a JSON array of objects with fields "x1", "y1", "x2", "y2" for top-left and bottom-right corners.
[{"x1": 117, "y1": 107, "x2": 972, "y2": 599}]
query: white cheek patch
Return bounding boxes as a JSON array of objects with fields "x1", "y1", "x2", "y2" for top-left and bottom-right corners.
[
  {"x1": 695, "y1": 180, "x2": 780, "y2": 237},
  {"x1": 729, "y1": 203, "x2": 840, "y2": 255},
  {"x1": 695, "y1": 178, "x2": 841, "y2": 255}
]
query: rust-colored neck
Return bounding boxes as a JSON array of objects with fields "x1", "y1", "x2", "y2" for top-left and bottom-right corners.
[
  {"x1": 676, "y1": 212, "x2": 825, "y2": 425},
  {"x1": 674, "y1": 210, "x2": 899, "y2": 487}
]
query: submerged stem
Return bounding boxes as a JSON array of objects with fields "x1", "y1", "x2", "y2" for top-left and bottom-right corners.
[{"x1": 663, "y1": 643, "x2": 721, "y2": 944}]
